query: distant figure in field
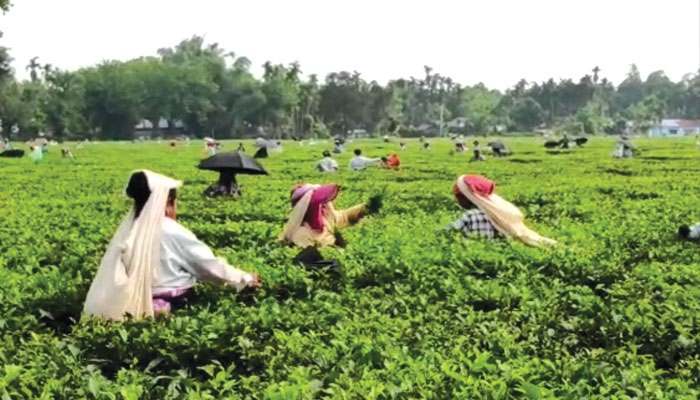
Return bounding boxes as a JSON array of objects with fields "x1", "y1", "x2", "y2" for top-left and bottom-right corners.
[
  {"x1": 679, "y1": 222, "x2": 700, "y2": 240},
  {"x1": 237, "y1": 142, "x2": 246, "y2": 153},
  {"x1": 488, "y1": 141, "x2": 509, "y2": 157},
  {"x1": 349, "y1": 149, "x2": 381, "y2": 171},
  {"x1": 455, "y1": 140, "x2": 467, "y2": 153},
  {"x1": 613, "y1": 134, "x2": 635, "y2": 159},
  {"x1": 316, "y1": 150, "x2": 339, "y2": 173},
  {"x1": 253, "y1": 146, "x2": 268, "y2": 159},
  {"x1": 333, "y1": 139, "x2": 345, "y2": 154},
  {"x1": 381, "y1": 153, "x2": 400, "y2": 169},
  {"x1": 399, "y1": 141, "x2": 407, "y2": 151},
  {"x1": 4, "y1": 138, "x2": 12, "y2": 150},
  {"x1": 560, "y1": 134, "x2": 572, "y2": 149},
  {"x1": 205, "y1": 139, "x2": 218, "y2": 156},
  {"x1": 279, "y1": 184, "x2": 380, "y2": 248},
  {"x1": 422, "y1": 141, "x2": 431, "y2": 151},
  {"x1": 204, "y1": 171, "x2": 242, "y2": 197},
  {"x1": 446, "y1": 175, "x2": 556, "y2": 247},
  {"x1": 28, "y1": 145, "x2": 43, "y2": 161},
  {"x1": 61, "y1": 147, "x2": 74, "y2": 159},
  {"x1": 471, "y1": 141, "x2": 486, "y2": 162},
  {"x1": 83, "y1": 170, "x2": 260, "y2": 321}
]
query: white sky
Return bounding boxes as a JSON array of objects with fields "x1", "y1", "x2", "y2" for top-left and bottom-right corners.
[{"x1": 1, "y1": 0, "x2": 698, "y2": 90}]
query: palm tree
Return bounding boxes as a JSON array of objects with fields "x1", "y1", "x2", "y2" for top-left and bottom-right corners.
[{"x1": 26, "y1": 57, "x2": 40, "y2": 82}]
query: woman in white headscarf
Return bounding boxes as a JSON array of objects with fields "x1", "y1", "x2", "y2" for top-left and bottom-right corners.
[
  {"x1": 84, "y1": 170, "x2": 260, "y2": 321},
  {"x1": 448, "y1": 174, "x2": 556, "y2": 247}
]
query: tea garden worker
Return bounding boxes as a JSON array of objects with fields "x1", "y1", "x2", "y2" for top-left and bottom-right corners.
[
  {"x1": 679, "y1": 222, "x2": 700, "y2": 240},
  {"x1": 316, "y1": 150, "x2": 339, "y2": 173},
  {"x1": 279, "y1": 184, "x2": 381, "y2": 248},
  {"x1": 349, "y1": 149, "x2": 381, "y2": 171},
  {"x1": 381, "y1": 153, "x2": 401, "y2": 169},
  {"x1": 446, "y1": 175, "x2": 556, "y2": 247},
  {"x1": 84, "y1": 170, "x2": 260, "y2": 321}
]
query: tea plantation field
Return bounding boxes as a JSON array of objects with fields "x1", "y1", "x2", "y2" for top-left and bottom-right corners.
[{"x1": 2, "y1": 137, "x2": 700, "y2": 399}]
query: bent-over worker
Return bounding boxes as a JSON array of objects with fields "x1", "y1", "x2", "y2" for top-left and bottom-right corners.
[
  {"x1": 446, "y1": 175, "x2": 556, "y2": 247},
  {"x1": 84, "y1": 170, "x2": 260, "y2": 320}
]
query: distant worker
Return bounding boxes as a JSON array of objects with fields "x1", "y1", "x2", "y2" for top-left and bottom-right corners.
[
  {"x1": 423, "y1": 141, "x2": 431, "y2": 151},
  {"x1": 446, "y1": 175, "x2": 556, "y2": 247},
  {"x1": 28, "y1": 145, "x2": 43, "y2": 161},
  {"x1": 333, "y1": 139, "x2": 345, "y2": 154},
  {"x1": 679, "y1": 222, "x2": 700, "y2": 240},
  {"x1": 471, "y1": 141, "x2": 486, "y2": 162},
  {"x1": 613, "y1": 134, "x2": 635, "y2": 159},
  {"x1": 316, "y1": 150, "x2": 339, "y2": 173},
  {"x1": 237, "y1": 142, "x2": 246, "y2": 153},
  {"x1": 205, "y1": 139, "x2": 218, "y2": 156},
  {"x1": 399, "y1": 141, "x2": 407, "y2": 151},
  {"x1": 279, "y1": 184, "x2": 381, "y2": 248},
  {"x1": 349, "y1": 149, "x2": 381, "y2": 171},
  {"x1": 381, "y1": 153, "x2": 400, "y2": 169},
  {"x1": 61, "y1": 147, "x2": 74, "y2": 159},
  {"x1": 83, "y1": 170, "x2": 260, "y2": 321},
  {"x1": 455, "y1": 140, "x2": 467, "y2": 153}
]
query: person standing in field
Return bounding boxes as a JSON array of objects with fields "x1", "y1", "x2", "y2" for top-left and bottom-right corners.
[
  {"x1": 279, "y1": 184, "x2": 381, "y2": 248},
  {"x1": 446, "y1": 175, "x2": 556, "y2": 247},
  {"x1": 316, "y1": 150, "x2": 339, "y2": 173},
  {"x1": 83, "y1": 170, "x2": 260, "y2": 321},
  {"x1": 349, "y1": 149, "x2": 381, "y2": 171},
  {"x1": 471, "y1": 141, "x2": 486, "y2": 162}
]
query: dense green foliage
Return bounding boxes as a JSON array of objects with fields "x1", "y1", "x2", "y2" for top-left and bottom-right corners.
[
  {"x1": 1, "y1": 34, "x2": 700, "y2": 140},
  {"x1": 2, "y1": 138, "x2": 700, "y2": 398}
]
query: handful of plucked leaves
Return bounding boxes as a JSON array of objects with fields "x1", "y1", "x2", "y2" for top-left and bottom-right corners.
[{"x1": 366, "y1": 193, "x2": 384, "y2": 215}]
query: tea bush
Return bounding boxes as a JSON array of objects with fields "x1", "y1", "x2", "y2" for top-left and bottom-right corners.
[{"x1": 2, "y1": 137, "x2": 700, "y2": 398}]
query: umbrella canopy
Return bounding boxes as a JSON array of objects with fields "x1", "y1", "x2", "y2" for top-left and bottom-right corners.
[{"x1": 198, "y1": 151, "x2": 268, "y2": 175}]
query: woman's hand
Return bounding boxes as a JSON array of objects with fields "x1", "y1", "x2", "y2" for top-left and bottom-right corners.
[{"x1": 247, "y1": 274, "x2": 262, "y2": 290}]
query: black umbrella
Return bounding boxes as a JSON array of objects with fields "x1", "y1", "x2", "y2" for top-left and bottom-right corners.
[
  {"x1": 198, "y1": 151, "x2": 267, "y2": 175},
  {"x1": 0, "y1": 150, "x2": 25, "y2": 158},
  {"x1": 198, "y1": 151, "x2": 268, "y2": 197}
]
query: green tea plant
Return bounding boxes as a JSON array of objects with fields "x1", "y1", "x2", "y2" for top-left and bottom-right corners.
[{"x1": 2, "y1": 137, "x2": 700, "y2": 398}]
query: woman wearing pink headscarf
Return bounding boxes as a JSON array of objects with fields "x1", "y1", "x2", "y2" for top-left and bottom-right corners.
[
  {"x1": 446, "y1": 175, "x2": 556, "y2": 247},
  {"x1": 279, "y1": 184, "x2": 369, "y2": 248}
]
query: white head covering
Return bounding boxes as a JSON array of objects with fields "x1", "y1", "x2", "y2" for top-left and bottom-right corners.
[{"x1": 83, "y1": 170, "x2": 182, "y2": 320}]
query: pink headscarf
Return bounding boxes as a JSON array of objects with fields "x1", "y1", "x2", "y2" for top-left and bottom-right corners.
[
  {"x1": 454, "y1": 175, "x2": 494, "y2": 205},
  {"x1": 453, "y1": 174, "x2": 556, "y2": 247},
  {"x1": 291, "y1": 184, "x2": 339, "y2": 232}
]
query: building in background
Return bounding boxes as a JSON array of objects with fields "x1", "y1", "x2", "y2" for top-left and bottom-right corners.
[
  {"x1": 134, "y1": 119, "x2": 185, "y2": 139},
  {"x1": 649, "y1": 119, "x2": 700, "y2": 137}
]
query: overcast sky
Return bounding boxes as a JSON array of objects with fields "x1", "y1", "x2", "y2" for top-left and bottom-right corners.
[{"x1": 1, "y1": 0, "x2": 698, "y2": 90}]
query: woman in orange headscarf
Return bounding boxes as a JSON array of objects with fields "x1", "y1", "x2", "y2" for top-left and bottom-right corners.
[
  {"x1": 279, "y1": 184, "x2": 368, "y2": 248},
  {"x1": 446, "y1": 175, "x2": 556, "y2": 247},
  {"x1": 381, "y1": 154, "x2": 401, "y2": 169}
]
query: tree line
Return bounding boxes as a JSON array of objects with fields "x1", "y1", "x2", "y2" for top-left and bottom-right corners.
[{"x1": 1, "y1": 35, "x2": 700, "y2": 141}]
